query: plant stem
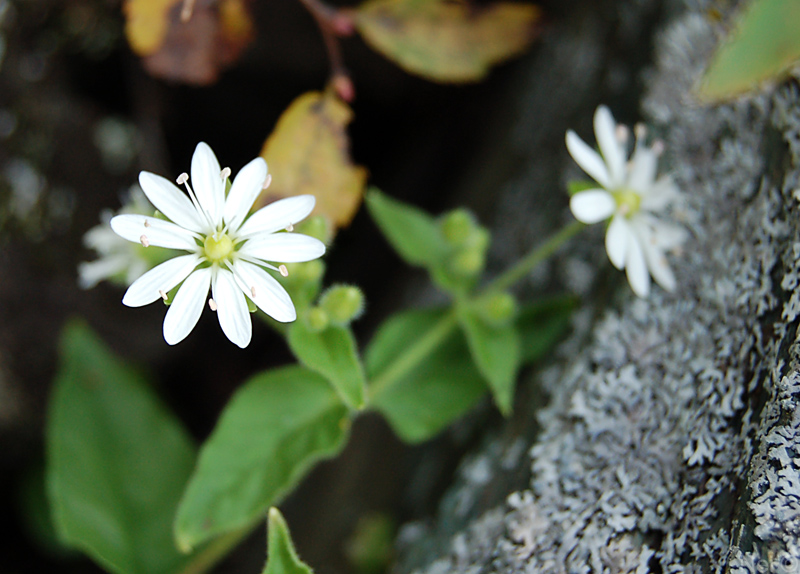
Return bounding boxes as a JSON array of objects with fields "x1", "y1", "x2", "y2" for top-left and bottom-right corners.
[
  {"x1": 177, "y1": 524, "x2": 255, "y2": 574},
  {"x1": 368, "y1": 310, "x2": 458, "y2": 401},
  {"x1": 485, "y1": 219, "x2": 585, "y2": 293}
]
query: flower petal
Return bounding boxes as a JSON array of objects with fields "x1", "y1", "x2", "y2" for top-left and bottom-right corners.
[
  {"x1": 122, "y1": 254, "x2": 201, "y2": 307},
  {"x1": 605, "y1": 214, "x2": 630, "y2": 270},
  {"x1": 237, "y1": 195, "x2": 316, "y2": 239},
  {"x1": 641, "y1": 176, "x2": 680, "y2": 212},
  {"x1": 632, "y1": 218, "x2": 678, "y2": 292},
  {"x1": 223, "y1": 157, "x2": 268, "y2": 232},
  {"x1": 212, "y1": 269, "x2": 252, "y2": 348},
  {"x1": 624, "y1": 234, "x2": 650, "y2": 298},
  {"x1": 78, "y1": 255, "x2": 129, "y2": 289},
  {"x1": 627, "y1": 145, "x2": 658, "y2": 194},
  {"x1": 191, "y1": 142, "x2": 224, "y2": 227},
  {"x1": 139, "y1": 172, "x2": 206, "y2": 233},
  {"x1": 594, "y1": 106, "x2": 626, "y2": 187},
  {"x1": 239, "y1": 233, "x2": 326, "y2": 263},
  {"x1": 233, "y1": 260, "x2": 296, "y2": 323},
  {"x1": 163, "y1": 268, "x2": 211, "y2": 345},
  {"x1": 110, "y1": 214, "x2": 199, "y2": 250},
  {"x1": 570, "y1": 190, "x2": 615, "y2": 224},
  {"x1": 566, "y1": 131, "x2": 611, "y2": 189}
]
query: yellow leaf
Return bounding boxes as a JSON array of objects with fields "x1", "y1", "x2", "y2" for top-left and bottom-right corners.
[
  {"x1": 355, "y1": 0, "x2": 541, "y2": 83},
  {"x1": 258, "y1": 91, "x2": 368, "y2": 229}
]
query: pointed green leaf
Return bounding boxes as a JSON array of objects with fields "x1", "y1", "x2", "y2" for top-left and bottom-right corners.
[
  {"x1": 456, "y1": 304, "x2": 520, "y2": 416},
  {"x1": 288, "y1": 320, "x2": 367, "y2": 409},
  {"x1": 699, "y1": 0, "x2": 800, "y2": 101},
  {"x1": 263, "y1": 508, "x2": 313, "y2": 574},
  {"x1": 46, "y1": 319, "x2": 196, "y2": 574},
  {"x1": 175, "y1": 365, "x2": 350, "y2": 551},
  {"x1": 517, "y1": 295, "x2": 576, "y2": 364},
  {"x1": 366, "y1": 308, "x2": 487, "y2": 442},
  {"x1": 365, "y1": 188, "x2": 448, "y2": 267}
]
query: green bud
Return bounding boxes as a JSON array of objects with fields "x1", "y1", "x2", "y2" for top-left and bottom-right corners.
[
  {"x1": 295, "y1": 215, "x2": 331, "y2": 244},
  {"x1": 319, "y1": 285, "x2": 365, "y2": 325},
  {"x1": 440, "y1": 209, "x2": 476, "y2": 247},
  {"x1": 465, "y1": 227, "x2": 490, "y2": 251},
  {"x1": 304, "y1": 307, "x2": 330, "y2": 332},
  {"x1": 448, "y1": 248, "x2": 485, "y2": 278},
  {"x1": 475, "y1": 292, "x2": 518, "y2": 327},
  {"x1": 284, "y1": 260, "x2": 326, "y2": 284}
]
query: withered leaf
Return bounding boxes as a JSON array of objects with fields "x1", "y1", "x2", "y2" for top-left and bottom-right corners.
[
  {"x1": 355, "y1": 0, "x2": 541, "y2": 83},
  {"x1": 257, "y1": 91, "x2": 367, "y2": 229},
  {"x1": 124, "y1": 0, "x2": 254, "y2": 85}
]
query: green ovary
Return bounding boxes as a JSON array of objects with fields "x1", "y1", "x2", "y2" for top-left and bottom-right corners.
[
  {"x1": 611, "y1": 188, "x2": 641, "y2": 216},
  {"x1": 204, "y1": 233, "x2": 234, "y2": 263}
]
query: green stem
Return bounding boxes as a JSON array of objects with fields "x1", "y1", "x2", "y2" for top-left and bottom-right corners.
[
  {"x1": 485, "y1": 219, "x2": 585, "y2": 293},
  {"x1": 368, "y1": 310, "x2": 458, "y2": 401},
  {"x1": 177, "y1": 524, "x2": 255, "y2": 574}
]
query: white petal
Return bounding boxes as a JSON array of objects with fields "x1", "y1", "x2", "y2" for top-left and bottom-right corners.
[
  {"x1": 639, "y1": 215, "x2": 688, "y2": 249},
  {"x1": 641, "y1": 176, "x2": 680, "y2": 212},
  {"x1": 570, "y1": 190, "x2": 616, "y2": 224},
  {"x1": 239, "y1": 233, "x2": 326, "y2": 263},
  {"x1": 223, "y1": 157, "x2": 268, "y2": 232},
  {"x1": 191, "y1": 142, "x2": 224, "y2": 226},
  {"x1": 237, "y1": 195, "x2": 316, "y2": 239},
  {"x1": 110, "y1": 214, "x2": 199, "y2": 250},
  {"x1": 212, "y1": 269, "x2": 252, "y2": 348},
  {"x1": 594, "y1": 106, "x2": 626, "y2": 187},
  {"x1": 122, "y1": 254, "x2": 201, "y2": 307},
  {"x1": 625, "y1": 235, "x2": 650, "y2": 298},
  {"x1": 139, "y1": 172, "x2": 206, "y2": 233},
  {"x1": 163, "y1": 268, "x2": 211, "y2": 345},
  {"x1": 233, "y1": 260, "x2": 296, "y2": 323},
  {"x1": 78, "y1": 256, "x2": 128, "y2": 289},
  {"x1": 632, "y1": 219, "x2": 678, "y2": 292},
  {"x1": 605, "y1": 214, "x2": 630, "y2": 269},
  {"x1": 566, "y1": 131, "x2": 612, "y2": 189},
  {"x1": 626, "y1": 146, "x2": 658, "y2": 194}
]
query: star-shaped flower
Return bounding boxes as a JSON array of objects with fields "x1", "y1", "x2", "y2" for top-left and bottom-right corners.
[
  {"x1": 110, "y1": 142, "x2": 326, "y2": 348},
  {"x1": 566, "y1": 105, "x2": 687, "y2": 297}
]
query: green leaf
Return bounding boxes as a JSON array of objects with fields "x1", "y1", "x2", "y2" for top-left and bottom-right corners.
[
  {"x1": 46, "y1": 319, "x2": 196, "y2": 574},
  {"x1": 263, "y1": 508, "x2": 313, "y2": 574},
  {"x1": 365, "y1": 188, "x2": 448, "y2": 267},
  {"x1": 567, "y1": 179, "x2": 599, "y2": 196},
  {"x1": 516, "y1": 295, "x2": 576, "y2": 364},
  {"x1": 699, "y1": 0, "x2": 800, "y2": 101},
  {"x1": 288, "y1": 320, "x2": 367, "y2": 410},
  {"x1": 175, "y1": 365, "x2": 350, "y2": 551},
  {"x1": 456, "y1": 303, "x2": 520, "y2": 416},
  {"x1": 355, "y1": 0, "x2": 541, "y2": 83},
  {"x1": 366, "y1": 308, "x2": 488, "y2": 443}
]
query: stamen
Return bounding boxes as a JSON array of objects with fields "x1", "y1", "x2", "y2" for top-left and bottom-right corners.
[
  {"x1": 615, "y1": 125, "x2": 629, "y2": 144},
  {"x1": 652, "y1": 140, "x2": 665, "y2": 156},
  {"x1": 144, "y1": 219, "x2": 151, "y2": 228},
  {"x1": 263, "y1": 174, "x2": 272, "y2": 190},
  {"x1": 159, "y1": 290, "x2": 168, "y2": 301},
  {"x1": 279, "y1": 265, "x2": 289, "y2": 277},
  {"x1": 285, "y1": 223, "x2": 294, "y2": 232},
  {"x1": 177, "y1": 172, "x2": 216, "y2": 230},
  {"x1": 140, "y1": 234, "x2": 150, "y2": 247},
  {"x1": 634, "y1": 123, "x2": 647, "y2": 140},
  {"x1": 220, "y1": 167, "x2": 231, "y2": 180},
  {"x1": 208, "y1": 298, "x2": 218, "y2": 311},
  {"x1": 177, "y1": 173, "x2": 189, "y2": 185},
  {"x1": 250, "y1": 286, "x2": 257, "y2": 298},
  {"x1": 180, "y1": 0, "x2": 196, "y2": 21}
]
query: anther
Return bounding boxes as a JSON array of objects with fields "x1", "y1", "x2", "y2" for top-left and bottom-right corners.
[
  {"x1": 144, "y1": 219, "x2": 151, "y2": 228},
  {"x1": 285, "y1": 223, "x2": 294, "y2": 232},
  {"x1": 251, "y1": 286, "x2": 257, "y2": 298},
  {"x1": 652, "y1": 140, "x2": 665, "y2": 156},
  {"x1": 177, "y1": 173, "x2": 189, "y2": 185},
  {"x1": 140, "y1": 234, "x2": 150, "y2": 247},
  {"x1": 615, "y1": 125, "x2": 629, "y2": 143},
  {"x1": 159, "y1": 290, "x2": 168, "y2": 301},
  {"x1": 279, "y1": 265, "x2": 289, "y2": 277},
  {"x1": 208, "y1": 298, "x2": 218, "y2": 311},
  {"x1": 634, "y1": 123, "x2": 647, "y2": 139},
  {"x1": 220, "y1": 167, "x2": 231, "y2": 180},
  {"x1": 180, "y1": 0, "x2": 196, "y2": 22},
  {"x1": 263, "y1": 174, "x2": 272, "y2": 190}
]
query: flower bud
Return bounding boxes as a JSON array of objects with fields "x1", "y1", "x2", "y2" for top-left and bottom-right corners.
[
  {"x1": 440, "y1": 209, "x2": 477, "y2": 247},
  {"x1": 475, "y1": 292, "x2": 518, "y2": 327},
  {"x1": 296, "y1": 215, "x2": 332, "y2": 244},
  {"x1": 448, "y1": 247, "x2": 486, "y2": 279},
  {"x1": 319, "y1": 285, "x2": 365, "y2": 325},
  {"x1": 304, "y1": 307, "x2": 330, "y2": 332}
]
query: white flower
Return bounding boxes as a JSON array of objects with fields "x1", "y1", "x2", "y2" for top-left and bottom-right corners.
[
  {"x1": 566, "y1": 105, "x2": 687, "y2": 298},
  {"x1": 78, "y1": 186, "x2": 166, "y2": 289},
  {"x1": 110, "y1": 142, "x2": 326, "y2": 348}
]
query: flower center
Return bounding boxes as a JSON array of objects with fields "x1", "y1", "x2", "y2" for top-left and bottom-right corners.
[
  {"x1": 204, "y1": 233, "x2": 234, "y2": 263},
  {"x1": 612, "y1": 188, "x2": 642, "y2": 217}
]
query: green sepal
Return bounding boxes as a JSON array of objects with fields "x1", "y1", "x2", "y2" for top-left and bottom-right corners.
[
  {"x1": 366, "y1": 308, "x2": 488, "y2": 443},
  {"x1": 174, "y1": 365, "x2": 350, "y2": 552},
  {"x1": 288, "y1": 319, "x2": 367, "y2": 410},
  {"x1": 567, "y1": 179, "x2": 599, "y2": 196},
  {"x1": 263, "y1": 508, "x2": 313, "y2": 574}
]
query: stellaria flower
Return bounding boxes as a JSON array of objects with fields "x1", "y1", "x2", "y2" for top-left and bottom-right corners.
[
  {"x1": 566, "y1": 105, "x2": 687, "y2": 297},
  {"x1": 110, "y1": 142, "x2": 326, "y2": 348}
]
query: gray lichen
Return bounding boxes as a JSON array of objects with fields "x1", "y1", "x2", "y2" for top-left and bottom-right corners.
[{"x1": 394, "y1": 1, "x2": 800, "y2": 573}]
